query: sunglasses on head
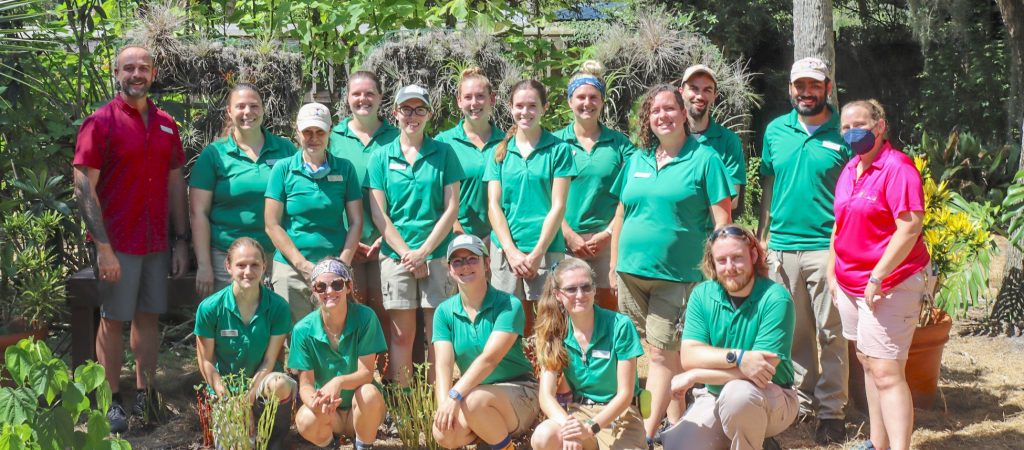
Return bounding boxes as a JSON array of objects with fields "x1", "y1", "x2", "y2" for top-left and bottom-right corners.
[
  {"x1": 312, "y1": 278, "x2": 348, "y2": 294},
  {"x1": 709, "y1": 226, "x2": 748, "y2": 242}
]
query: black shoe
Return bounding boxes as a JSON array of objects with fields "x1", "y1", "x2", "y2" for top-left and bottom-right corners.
[
  {"x1": 814, "y1": 418, "x2": 847, "y2": 445},
  {"x1": 763, "y1": 436, "x2": 783, "y2": 450},
  {"x1": 107, "y1": 402, "x2": 129, "y2": 434},
  {"x1": 132, "y1": 389, "x2": 160, "y2": 422}
]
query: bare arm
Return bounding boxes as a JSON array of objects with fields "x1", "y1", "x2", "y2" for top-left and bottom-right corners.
[
  {"x1": 871, "y1": 211, "x2": 925, "y2": 282},
  {"x1": 196, "y1": 336, "x2": 226, "y2": 396},
  {"x1": 169, "y1": 168, "x2": 189, "y2": 277},
  {"x1": 709, "y1": 197, "x2": 732, "y2": 229},
  {"x1": 680, "y1": 339, "x2": 779, "y2": 388},
  {"x1": 608, "y1": 203, "x2": 624, "y2": 289},
  {"x1": 449, "y1": 331, "x2": 518, "y2": 395},
  {"x1": 340, "y1": 199, "x2": 363, "y2": 264},
  {"x1": 264, "y1": 198, "x2": 312, "y2": 275},
  {"x1": 537, "y1": 369, "x2": 570, "y2": 422},
  {"x1": 589, "y1": 357, "x2": 638, "y2": 429},
  {"x1": 368, "y1": 189, "x2": 411, "y2": 255},
  {"x1": 248, "y1": 334, "x2": 287, "y2": 401},
  {"x1": 190, "y1": 188, "x2": 215, "y2": 296},
  {"x1": 74, "y1": 165, "x2": 120, "y2": 282},
  {"x1": 756, "y1": 175, "x2": 774, "y2": 243},
  {"x1": 487, "y1": 180, "x2": 518, "y2": 253}
]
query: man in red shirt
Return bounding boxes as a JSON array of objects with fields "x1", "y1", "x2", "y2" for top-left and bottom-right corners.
[{"x1": 72, "y1": 45, "x2": 189, "y2": 433}]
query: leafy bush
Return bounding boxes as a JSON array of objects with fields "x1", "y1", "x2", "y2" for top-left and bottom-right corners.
[
  {"x1": 0, "y1": 210, "x2": 66, "y2": 331},
  {"x1": 0, "y1": 338, "x2": 131, "y2": 449},
  {"x1": 907, "y1": 130, "x2": 1020, "y2": 207}
]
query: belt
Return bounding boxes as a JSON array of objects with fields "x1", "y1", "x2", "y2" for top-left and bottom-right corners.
[{"x1": 572, "y1": 395, "x2": 643, "y2": 409}]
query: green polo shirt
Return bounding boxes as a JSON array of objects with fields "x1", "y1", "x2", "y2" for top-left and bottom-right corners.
[
  {"x1": 682, "y1": 277, "x2": 795, "y2": 396},
  {"x1": 366, "y1": 138, "x2": 466, "y2": 260},
  {"x1": 327, "y1": 118, "x2": 400, "y2": 245},
  {"x1": 264, "y1": 152, "x2": 363, "y2": 264},
  {"x1": 693, "y1": 121, "x2": 746, "y2": 188},
  {"x1": 482, "y1": 130, "x2": 578, "y2": 253},
  {"x1": 555, "y1": 123, "x2": 637, "y2": 234},
  {"x1": 189, "y1": 130, "x2": 297, "y2": 251},
  {"x1": 611, "y1": 140, "x2": 732, "y2": 282},
  {"x1": 432, "y1": 286, "x2": 533, "y2": 385},
  {"x1": 435, "y1": 121, "x2": 505, "y2": 238},
  {"x1": 194, "y1": 285, "x2": 292, "y2": 379},
  {"x1": 287, "y1": 303, "x2": 387, "y2": 409},
  {"x1": 759, "y1": 108, "x2": 852, "y2": 250},
  {"x1": 563, "y1": 306, "x2": 644, "y2": 403}
]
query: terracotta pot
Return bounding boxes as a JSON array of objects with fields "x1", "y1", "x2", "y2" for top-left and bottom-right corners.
[
  {"x1": 0, "y1": 325, "x2": 49, "y2": 387},
  {"x1": 846, "y1": 308, "x2": 952, "y2": 412}
]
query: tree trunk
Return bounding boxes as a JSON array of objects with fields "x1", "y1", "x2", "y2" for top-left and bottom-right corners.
[
  {"x1": 793, "y1": 0, "x2": 838, "y2": 103},
  {"x1": 990, "y1": 0, "x2": 1024, "y2": 335}
]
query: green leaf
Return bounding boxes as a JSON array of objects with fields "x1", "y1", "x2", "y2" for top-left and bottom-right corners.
[
  {"x1": 85, "y1": 410, "x2": 110, "y2": 446},
  {"x1": 29, "y1": 358, "x2": 68, "y2": 405},
  {"x1": 74, "y1": 362, "x2": 106, "y2": 393},
  {"x1": 0, "y1": 387, "x2": 37, "y2": 426},
  {"x1": 4, "y1": 345, "x2": 31, "y2": 386},
  {"x1": 60, "y1": 382, "x2": 89, "y2": 419},
  {"x1": 94, "y1": 382, "x2": 111, "y2": 414},
  {"x1": 0, "y1": 427, "x2": 26, "y2": 450},
  {"x1": 36, "y1": 408, "x2": 75, "y2": 450}
]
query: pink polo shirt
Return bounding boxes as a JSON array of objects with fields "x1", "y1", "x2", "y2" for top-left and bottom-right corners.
[
  {"x1": 73, "y1": 95, "x2": 185, "y2": 255},
  {"x1": 833, "y1": 142, "x2": 930, "y2": 296}
]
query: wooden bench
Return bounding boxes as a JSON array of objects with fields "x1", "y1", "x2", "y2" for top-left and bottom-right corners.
[{"x1": 66, "y1": 268, "x2": 198, "y2": 369}]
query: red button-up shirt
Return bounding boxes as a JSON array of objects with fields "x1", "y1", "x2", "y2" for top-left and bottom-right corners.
[{"x1": 73, "y1": 95, "x2": 185, "y2": 255}]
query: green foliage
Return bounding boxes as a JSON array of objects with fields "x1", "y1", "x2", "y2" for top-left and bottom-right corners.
[
  {"x1": 907, "y1": 130, "x2": 1020, "y2": 207},
  {"x1": 0, "y1": 338, "x2": 131, "y2": 449},
  {"x1": 0, "y1": 210, "x2": 66, "y2": 329},
  {"x1": 384, "y1": 364, "x2": 440, "y2": 450},
  {"x1": 199, "y1": 373, "x2": 279, "y2": 450},
  {"x1": 1002, "y1": 170, "x2": 1024, "y2": 250}
]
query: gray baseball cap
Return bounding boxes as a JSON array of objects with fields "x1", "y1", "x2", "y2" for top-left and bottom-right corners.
[
  {"x1": 446, "y1": 233, "x2": 487, "y2": 259},
  {"x1": 394, "y1": 84, "x2": 432, "y2": 109}
]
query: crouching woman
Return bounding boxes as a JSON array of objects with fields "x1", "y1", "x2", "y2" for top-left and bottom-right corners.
[{"x1": 289, "y1": 258, "x2": 387, "y2": 450}]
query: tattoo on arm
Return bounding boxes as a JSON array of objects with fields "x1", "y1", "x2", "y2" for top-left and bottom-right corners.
[{"x1": 75, "y1": 172, "x2": 110, "y2": 244}]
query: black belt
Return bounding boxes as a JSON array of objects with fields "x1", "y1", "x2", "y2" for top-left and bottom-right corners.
[{"x1": 572, "y1": 395, "x2": 643, "y2": 409}]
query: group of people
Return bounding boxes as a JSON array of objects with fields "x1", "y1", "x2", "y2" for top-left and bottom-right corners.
[{"x1": 74, "y1": 44, "x2": 931, "y2": 450}]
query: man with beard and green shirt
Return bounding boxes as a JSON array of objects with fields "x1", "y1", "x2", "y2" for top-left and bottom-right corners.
[
  {"x1": 757, "y1": 57, "x2": 852, "y2": 445},
  {"x1": 680, "y1": 64, "x2": 745, "y2": 207}
]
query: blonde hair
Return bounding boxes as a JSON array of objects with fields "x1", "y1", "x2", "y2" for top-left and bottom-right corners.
[
  {"x1": 457, "y1": 66, "x2": 494, "y2": 95},
  {"x1": 577, "y1": 60, "x2": 605, "y2": 78},
  {"x1": 699, "y1": 225, "x2": 769, "y2": 281},
  {"x1": 533, "y1": 257, "x2": 596, "y2": 373},
  {"x1": 225, "y1": 237, "x2": 267, "y2": 266},
  {"x1": 841, "y1": 99, "x2": 889, "y2": 139}
]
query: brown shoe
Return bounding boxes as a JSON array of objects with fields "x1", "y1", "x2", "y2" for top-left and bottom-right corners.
[{"x1": 814, "y1": 418, "x2": 847, "y2": 445}]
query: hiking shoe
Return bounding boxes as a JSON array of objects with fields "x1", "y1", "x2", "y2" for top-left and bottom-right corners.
[
  {"x1": 763, "y1": 436, "x2": 783, "y2": 450},
  {"x1": 814, "y1": 418, "x2": 847, "y2": 445},
  {"x1": 107, "y1": 402, "x2": 129, "y2": 434},
  {"x1": 132, "y1": 389, "x2": 160, "y2": 419}
]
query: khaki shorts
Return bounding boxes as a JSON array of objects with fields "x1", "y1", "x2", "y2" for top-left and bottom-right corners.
[
  {"x1": 488, "y1": 379, "x2": 542, "y2": 436},
  {"x1": 836, "y1": 269, "x2": 927, "y2": 360},
  {"x1": 379, "y1": 257, "x2": 452, "y2": 310},
  {"x1": 567, "y1": 232, "x2": 613, "y2": 289},
  {"x1": 271, "y1": 260, "x2": 316, "y2": 324},
  {"x1": 97, "y1": 251, "x2": 169, "y2": 322},
  {"x1": 616, "y1": 272, "x2": 695, "y2": 351},
  {"x1": 490, "y1": 242, "x2": 564, "y2": 301},
  {"x1": 567, "y1": 403, "x2": 647, "y2": 450}
]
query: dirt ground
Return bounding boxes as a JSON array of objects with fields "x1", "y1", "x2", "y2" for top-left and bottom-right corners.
[{"x1": 113, "y1": 319, "x2": 1023, "y2": 450}]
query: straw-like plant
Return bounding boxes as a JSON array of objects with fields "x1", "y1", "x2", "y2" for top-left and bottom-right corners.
[
  {"x1": 384, "y1": 364, "x2": 441, "y2": 450},
  {"x1": 199, "y1": 373, "x2": 279, "y2": 450}
]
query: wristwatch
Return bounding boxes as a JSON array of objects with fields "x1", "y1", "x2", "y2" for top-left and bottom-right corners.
[
  {"x1": 585, "y1": 419, "x2": 601, "y2": 434},
  {"x1": 726, "y1": 349, "x2": 738, "y2": 366},
  {"x1": 868, "y1": 275, "x2": 883, "y2": 285},
  {"x1": 448, "y1": 388, "x2": 463, "y2": 402}
]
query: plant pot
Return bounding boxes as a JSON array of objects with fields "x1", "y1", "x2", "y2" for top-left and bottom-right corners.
[{"x1": 846, "y1": 307, "x2": 952, "y2": 412}]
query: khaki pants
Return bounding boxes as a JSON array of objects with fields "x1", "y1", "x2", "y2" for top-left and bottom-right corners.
[
  {"x1": 767, "y1": 249, "x2": 848, "y2": 419},
  {"x1": 662, "y1": 382, "x2": 798, "y2": 450},
  {"x1": 271, "y1": 260, "x2": 315, "y2": 324},
  {"x1": 567, "y1": 404, "x2": 647, "y2": 450}
]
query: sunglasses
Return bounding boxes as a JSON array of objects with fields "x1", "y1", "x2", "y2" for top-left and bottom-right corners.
[
  {"x1": 398, "y1": 106, "x2": 429, "y2": 117},
  {"x1": 312, "y1": 278, "x2": 348, "y2": 294},
  {"x1": 559, "y1": 283, "x2": 595, "y2": 295},
  {"x1": 709, "y1": 226, "x2": 748, "y2": 242},
  {"x1": 449, "y1": 255, "x2": 481, "y2": 269}
]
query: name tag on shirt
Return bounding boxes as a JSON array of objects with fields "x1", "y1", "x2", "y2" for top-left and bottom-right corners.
[
  {"x1": 821, "y1": 141, "x2": 843, "y2": 151},
  {"x1": 220, "y1": 329, "x2": 239, "y2": 337},
  {"x1": 633, "y1": 172, "x2": 652, "y2": 178},
  {"x1": 327, "y1": 175, "x2": 343, "y2": 182},
  {"x1": 389, "y1": 162, "x2": 408, "y2": 171},
  {"x1": 266, "y1": 159, "x2": 279, "y2": 166},
  {"x1": 591, "y1": 349, "x2": 611, "y2": 359},
  {"x1": 159, "y1": 125, "x2": 174, "y2": 135}
]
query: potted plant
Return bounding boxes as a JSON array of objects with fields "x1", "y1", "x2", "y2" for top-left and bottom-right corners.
[{"x1": 0, "y1": 209, "x2": 67, "y2": 353}]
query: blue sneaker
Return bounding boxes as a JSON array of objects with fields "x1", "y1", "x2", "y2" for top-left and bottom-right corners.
[{"x1": 107, "y1": 402, "x2": 128, "y2": 434}]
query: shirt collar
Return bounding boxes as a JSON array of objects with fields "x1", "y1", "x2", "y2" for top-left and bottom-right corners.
[
  {"x1": 312, "y1": 304, "x2": 358, "y2": 344},
  {"x1": 508, "y1": 130, "x2": 559, "y2": 157},
  {"x1": 332, "y1": 117, "x2": 398, "y2": 144},
  {"x1": 637, "y1": 136, "x2": 700, "y2": 169},
  {"x1": 785, "y1": 105, "x2": 839, "y2": 136},
  {"x1": 386, "y1": 137, "x2": 439, "y2": 161},
  {"x1": 289, "y1": 151, "x2": 337, "y2": 176},
  {"x1": 561, "y1": 122, "x2": 614, "y2": 147},
  {"x1": 563, "y1": 305, "x2": 610, "y2": 353},
  {"x1": 453, "y1": 286, "x2": 498, "y2": 320},
  {"x1": 224, "y1": 286, "x2": 271, "y2": 322},
  {"x1": 113, "y1": 94, "x2": 156, "y2": 119},
  {"x1": 709, "y1": 278, "x2": 767, "y2": 310},
  {"x1": 453, "y1": 120, "x2": 504, "y2": 147},
  {"x1": 225, "y1": 128, "x2": 278, "y2": 158},
  {"x1": 850, "y1": 140, "x2": 896, "y2": 172}
]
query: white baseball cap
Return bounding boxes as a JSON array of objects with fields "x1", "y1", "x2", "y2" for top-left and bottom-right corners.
[
  {"x1": 446, "y1": 233, "x2": 488, "y2": 259},
  {"x1": 296, "y1": 102, "x2": 332, "y2": 132},
  {"x1": 682, "y1": 64, "x2": 717, "y2": 86},
  {"x1": 790, "y1": 57, "x2": 830, "y2": 82},
  {"x1": 394, "y1": 84, "x2": 432, "y2": 109}
]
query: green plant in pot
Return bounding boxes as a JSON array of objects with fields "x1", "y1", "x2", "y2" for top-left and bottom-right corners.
[{"x1": 0, "y1": 210, "x2": 66, "y2": 340}]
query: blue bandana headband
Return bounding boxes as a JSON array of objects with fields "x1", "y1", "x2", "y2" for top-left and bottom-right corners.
[
  {"x1": 567, "y1": 76, "x2": 606, "y2": 100},
  {"x1": 310, "y1": 259, "x2": 351, "y2": 283}
]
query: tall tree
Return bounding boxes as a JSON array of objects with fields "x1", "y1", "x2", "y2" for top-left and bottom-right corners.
[{"x1": 793, "y1": 0, "x2": 837, "y2": 102}]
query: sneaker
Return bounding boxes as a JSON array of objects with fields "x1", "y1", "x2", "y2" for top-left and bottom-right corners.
[
  {"x1": 763, "y1": 436, "x2": 783, "y2": 450},
  {"x1": 814, "y1": 418, "x2": 847, "y2": 445},
  {"x1": 132, "y1": 389, "x2": 160, "y2": 421},
  {"x1": 107, "y1": 402, "x2": 129, "y2": 434}
]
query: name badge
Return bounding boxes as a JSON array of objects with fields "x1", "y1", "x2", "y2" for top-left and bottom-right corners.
[
  {"x1": 633, "y1": 172, "x2": 652, "y2": 178},
  {"x1": 265, "y1": 159, "x2": 279, "y2": 166},
  {"x1": 389, "y1": 162, "x2": 408, "y2": 171},
  {"x1": 220, "y1": 329, "x2": 239, "y2": 337},
  {"x1": 159, "y1": 125, "x2": 174, "y2": 135},
  {"x1": 821, "y1": 141, "x2": 842, "y2": 151},
  {"x1": 327, "y1": 175, "x2": 343, "y2": 182},
  {"x1": 591, "y1": 349, "x2": 611, "y2": 359}
]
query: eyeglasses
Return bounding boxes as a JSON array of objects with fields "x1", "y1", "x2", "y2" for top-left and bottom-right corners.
[
  {"x1": 709, "y1": 226, "x2": 748, "y2": 242},
  {"x1": 312, "y1": 278, "x2": 348, "y2": 294},
  {"x1": 399, "y1": 106, "x2": 429, "y2": 117},
  {"x1": 559, "y1": 283, "x2": 595, "y2": 295},
  {"x1": 449, "y1": 255, "x2": 481, "y2": 269}
]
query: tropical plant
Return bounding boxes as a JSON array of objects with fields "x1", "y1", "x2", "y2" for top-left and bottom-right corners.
[
  {"x1": 915, "y1": 156, "x2": 996, "y2": 320},
  {"x1": 907, "y1": 130, "x2": 1020, "y2": 207},
  {"x1": 0, "y1": 210, "x2": 66, "y2": 331},
  {"x1": 0, "y1": 338, "x2": 132, "y2": 449}
]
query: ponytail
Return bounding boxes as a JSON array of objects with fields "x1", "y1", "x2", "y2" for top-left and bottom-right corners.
[{"x1": 494, "y1": 125, "x2": 517, "y2": 164}]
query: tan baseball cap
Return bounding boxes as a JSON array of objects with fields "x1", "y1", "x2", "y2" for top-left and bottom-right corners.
[
  {"x1": 682, "y1": 64, "x2": 717, "y2": 86},
  {"x1": 296, "y1": 102, "x2": 332, "y2": 132},
  {"x1": 790, "y1": 57, "x2": 830, "y2": 82}
]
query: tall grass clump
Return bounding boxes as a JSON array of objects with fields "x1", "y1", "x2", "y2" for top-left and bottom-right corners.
[
  {"x1": 197, "y1": 373, "x2": 280, "y2": 450},
  {"x1": 384, "y1": 364, "x2": 442, "y2": 450}
]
